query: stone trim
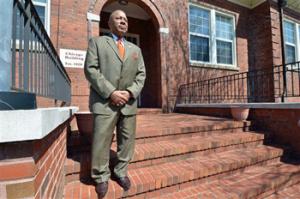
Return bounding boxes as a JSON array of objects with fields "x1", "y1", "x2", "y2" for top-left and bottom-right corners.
[
  {"x1": 177, "y1": 103, "x2": 300, "y2": 109},
  {"x1": 0, "y1": 107, "x2": 78, "y2": 143}
]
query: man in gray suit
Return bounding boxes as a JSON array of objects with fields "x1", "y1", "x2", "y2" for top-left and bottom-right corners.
[{"x1": 84, "y1": 10, "x2": 146, "y2": 198}]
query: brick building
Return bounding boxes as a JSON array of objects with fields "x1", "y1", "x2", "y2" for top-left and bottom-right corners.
[
  {"x1": 1, "y1": 1, "x2": 300, "y2": 198},
  {"x1": 39, "y1": 0, "x2": 300, "y2": 112}
]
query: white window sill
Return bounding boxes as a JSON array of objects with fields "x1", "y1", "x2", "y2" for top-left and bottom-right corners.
[
  {"x1": 190, "y1": 62, "x2": 240, "y2": 71},
  {"x1": 176, "y1": 102, "x2": 300, "y2": 109}
]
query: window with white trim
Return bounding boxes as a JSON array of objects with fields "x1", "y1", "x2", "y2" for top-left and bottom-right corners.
[
  {"x1": 283, "y1": 20, "x2": 300, "y2": 64},
  {"x1": 16, "y1": 0, "x2": 50, "y2": 39},
  {"x1": 32, "y1": 0, "x2": 50, "y2": 33},
  {"x1": 189, "y1": 4, "x2": 236, "y2": 66}
]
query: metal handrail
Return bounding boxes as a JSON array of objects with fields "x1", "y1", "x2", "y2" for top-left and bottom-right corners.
[
  {"x1": 176, "y1": 61, "x2": 300, "y2": 105},
  {"x1": 11, "y1": 0, "x2": 71, "y2": 103}
]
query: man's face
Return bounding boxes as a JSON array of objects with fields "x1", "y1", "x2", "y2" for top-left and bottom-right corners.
[{"x1": 109, "y1": 11, "x2": 128, "y2": 37}]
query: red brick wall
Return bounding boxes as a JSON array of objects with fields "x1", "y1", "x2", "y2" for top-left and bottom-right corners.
[
  {"x1": 49, "y1": 0, "x2": 254, "y2": 111},
  {"x1": 176, "y1": 106, "x2": 232, "y2": 118},
  {"x1": 0, "y1": 117, "x2": 72, "y2": 199},
  {"x1": 249, "y1": 108, "x2": 300, "y2": 155},
  {"x1": 248, "y1": 2, "x2": 273, "y2": 71},
  {"x1": 176, "y1": 106, "x2": 300, "y2": 155},
  {"x1": 49, "y1": 0, "x2": 300, "y2": 111},
  {"x1": 36, "y1": 96, "x2": 67, "y2": 108},
  {"x1": 249, "y1": 1, "x2": 275, "y2": 102},
  {"x1": 50, "y1": 0, "x2": 89, "y2": 51},
  {"x1": 66, "y1": 68, "x2": 90, "y2": 111},
  {"x1": 270, "y1": 2, "x2": 283, "y2": 67}
]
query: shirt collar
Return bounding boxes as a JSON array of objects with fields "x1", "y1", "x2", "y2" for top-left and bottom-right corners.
[{"x1": 111, "y1": 33, "x2": 125, "y2": 43}]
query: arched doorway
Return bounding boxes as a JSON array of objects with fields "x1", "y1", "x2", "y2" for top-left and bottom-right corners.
[{"x1": 99, "y1": 0, "x2": 162, "y2": 108}]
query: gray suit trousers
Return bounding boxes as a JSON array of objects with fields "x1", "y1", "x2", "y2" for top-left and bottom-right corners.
[{"x1": 91, "y1": 112, "x2": 136, "y2": 183}]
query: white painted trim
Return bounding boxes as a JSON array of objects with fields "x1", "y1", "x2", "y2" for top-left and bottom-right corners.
[
  {"x1": 251, "y1": 0, "x2": 266, "y2": 8},
  {"x1": 211, "y1": 9, "x2": 216, "y2": 64},
  {"x1": 227, "y1": 0, "x2": 266, "y2": 9},
  {"x1": 159, "y1": 28, "x2": 169, "y2": 34},
  {"x1": 47, "y1": 0, "x2": 50, "y2": 35},
  {"x1": 190, "y1": 61, "x2": 240, "y2": 71},
  {"x1": 0, "y1": 107, "x2": 78, "y2": 143},
  {"x1": 298, "y1": 25, "x2": 300, "y2": 62},
  {"x1": 176, "y1": 102, "x2": 300, "y2": 109},
  {"x1": 226, "y1": 0, "x2": 252, "y2": 8},
  {"x1": 87, "y1": 12, "x2": 100, "y2": 22}
]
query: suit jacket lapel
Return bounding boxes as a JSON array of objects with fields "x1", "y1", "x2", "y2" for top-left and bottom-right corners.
[
  {"x1": 106, "y1": 36, "x2": 123, "y2": 62},
  {"x1": 124, "y1": 40, "x2": 131, "y2": 62}
]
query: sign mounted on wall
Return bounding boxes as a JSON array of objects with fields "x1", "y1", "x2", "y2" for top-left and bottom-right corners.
[{"x1": 60, "y1": 49, "x2": 86, "y2": 68}]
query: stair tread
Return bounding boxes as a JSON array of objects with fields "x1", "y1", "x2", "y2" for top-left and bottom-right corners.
[
  {"x1": 156, "y1": 161, "x2": 300, "y2": 199},
  {"x1": 64, "y1": 145, "x2": 284, "y2": 198},
  {"x1": 135, "y1": 113, "x2": 248, "y2": 138},
  {"x1": 137, "y1": 108, "x2": 162, "y2": 115},
  {"x1": 69, "y1": 114, "x2": 250, "y2": 149},
  {"x1": 119, "y1": 131, "x2": 264, "y2": 162},
  {"x1": 266, "y1": 182, "x2": 300, "y2": 199},
  {"x1": 66, "y1": 131, "x2": 264, "y2": 172}
]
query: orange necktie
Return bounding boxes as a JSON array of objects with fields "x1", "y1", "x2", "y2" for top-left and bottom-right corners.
[{"x1": 117, "y1": 39, "x2": 125, "y2": 60}]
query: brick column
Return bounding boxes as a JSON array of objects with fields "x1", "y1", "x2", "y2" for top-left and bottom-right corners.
[{"x1": 0, "y1": 121, "x2": 70, "y2": 199}]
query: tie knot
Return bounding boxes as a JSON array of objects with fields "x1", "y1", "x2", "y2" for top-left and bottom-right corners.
[{"x1": 117, "y1": 39, "x2": 123, "y2": 47}]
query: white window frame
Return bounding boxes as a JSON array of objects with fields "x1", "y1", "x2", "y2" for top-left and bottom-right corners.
[
  {"x1": 283, "y1": 19, "x2": 300, "y2": 65},
  {"x1": 32, "y1": 0, "x2": 51, "y2": 35},
  {"x1": 188, "y1": 3, "x2": 237, "y2": 68},
  {"x1": 100, "y1": 28, "x2": 140, "y2": 46}
]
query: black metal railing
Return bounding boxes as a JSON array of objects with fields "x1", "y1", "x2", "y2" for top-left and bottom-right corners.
[
  {"x1": 11, "y1": 0, "x2": 71, "y2": 103},
  {"x1": 278, "y1": 61, "x2": 300, "y2": 100},
  {"x1": 176, "y1": 61, "x2": 300, "y2": 105}
]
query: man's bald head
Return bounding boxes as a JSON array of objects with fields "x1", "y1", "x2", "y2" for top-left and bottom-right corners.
[
  {"x1": 108, "y1": 10, "x2": 128, "y2": 37},
  {"x1": 108, "y1": 10, "x2": 126, "y2": 24}
]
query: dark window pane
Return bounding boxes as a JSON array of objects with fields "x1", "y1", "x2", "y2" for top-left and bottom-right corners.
[
  {"x1": 217, "y1": 40, "x2": 232, "y2": 64},
  {"x1": 189, "y1": 5, "x2": 210, "y2": 35},
  {"x1": 285, "y1": 45, "x2": 296, "y2": 63},
  {"x1": 216, "y1": 14, "x2": 233, "y2": 40},
  {"x1": 34, "y1": 5, "x2": 45, "y2": 25},
  {"x1": 190, "y1": 35, "x2": 209, "y2": 62},
  {"x1": 284, "y1": 21, "x2": 295, "y2": 44}
]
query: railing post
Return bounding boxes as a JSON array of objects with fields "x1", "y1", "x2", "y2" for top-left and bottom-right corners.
[
  {"x1": 208, "y1": 80, "x2": 210, "y2": 104},
  {"x1": 278, "y1": 0, "x2": 287, "y2": 102},
  {"x1": 282, "y1": 63, "x2": 287, "y2": 102},
  {"x1": 0, "y1": 0, "x2": 36, "y2": 110}
]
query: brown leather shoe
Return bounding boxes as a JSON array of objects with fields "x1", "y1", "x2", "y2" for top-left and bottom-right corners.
[
  {"x1": 116, "y1": 176, "x2": 131, "y2": 191},
  {"x1": 95, "y1": 181, "x2": 108, "y2": 198}
]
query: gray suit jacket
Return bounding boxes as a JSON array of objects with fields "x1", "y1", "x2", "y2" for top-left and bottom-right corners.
[{"x1": 84, "y1": 35, "x2": 146, "y2": 115}]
